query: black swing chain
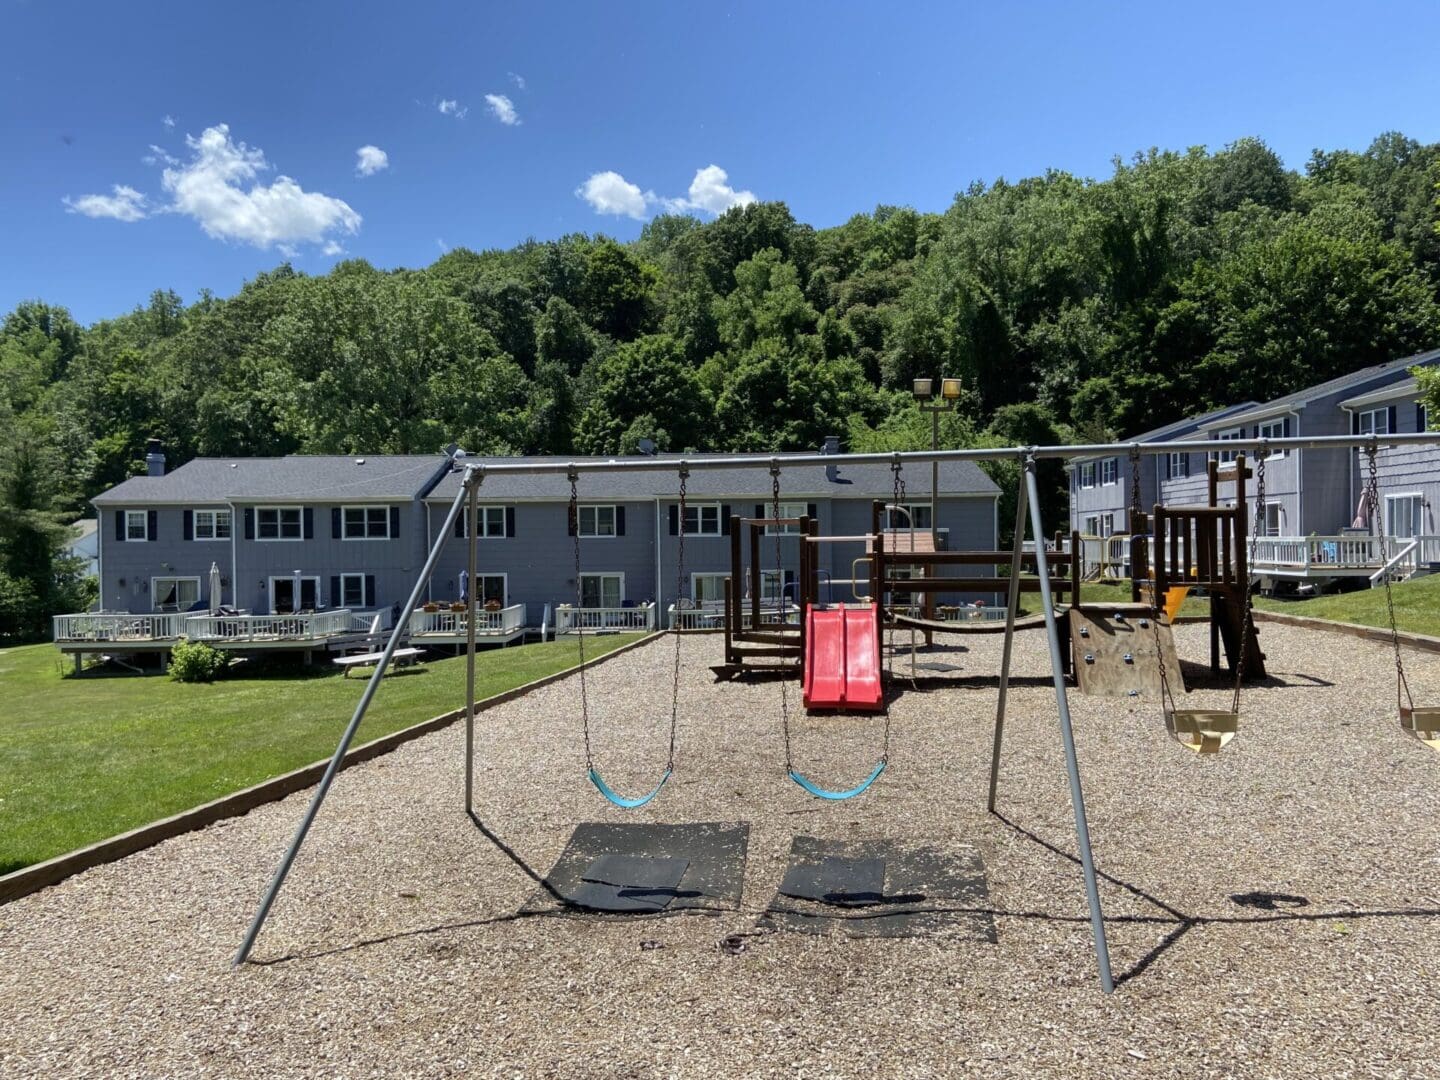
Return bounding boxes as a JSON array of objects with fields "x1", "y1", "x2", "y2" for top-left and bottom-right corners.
[
  {"x1": 1142, "y1": 447, "x2": 1181, "y2": 716},
  {"x1": 1128, "y1": 444, "x2": 1143, "y2": 527},
  {"x1": 668, "y1": 466, "x2": 688, "y2": 770},
  {"x1": 1229, "y1": 446, "x2": 1265, "y2": 714},
  {"x1": 1368, "y1": 438, "x2": 1414, "y2": 713},
  {"x1": 569, "y1": 469, "x2": 592, "y2": 771},
  {"x1": 772, "y1": 462, "x2": 792, "y2": 775}
]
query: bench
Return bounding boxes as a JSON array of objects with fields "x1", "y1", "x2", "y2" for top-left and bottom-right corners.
[{"x1": 334, "y1": 647, "x2": 425, "y2": 677}]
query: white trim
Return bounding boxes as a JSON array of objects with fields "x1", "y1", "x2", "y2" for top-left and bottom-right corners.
[
  {"x1": 1198, "y1": 401, "x2": 1307, "y2": 431},
  {"x1": 341, "y1": 504, "x2": 392, "y2": 540},
  {"x1": 268, "y1": 575, "x2": 322, "y2": 614},
  {"x1": 691, "y1": 571, "x2": 728, "y2": 604},
  {"x1": 150, "y1": 575, "x2": 200, "y2": 613},
  {"x1": 1078, "y1": 463, "x2": 1096, "y2": 489},
  {"x1": 256, "y1": 506, "x2": 304, "y2": 541},
  {"x1": 125, "y1": 509, "x2": 149, "y2": 541},
  {"x1": 1340, "y1": 377, "x2": 1420, "y2": 410},
  {"x1": 338, "y1": 572, "x2": 368, "y2": 609},
  {"x1": 578, "y1": 571, "x2": 624, "y2": 607},
  {"x1": 1385, "y1": 492, "x2": 1424, "y2": 539},
  {"x1": 192, "y1": 508, "x2": 232, "y2": 541},
  {"x1": 765, "y1": 501, "x2": 811, "y2": 535},
  {"x1": 577, "y1": 504, "x2": 618, "y2": 538},
  {"x1": 1258, "y1": 419, "x2": 1289, "y2": 458},
  {"x1": 681, "y1": 501, "x2": 724, "y2": 537}
]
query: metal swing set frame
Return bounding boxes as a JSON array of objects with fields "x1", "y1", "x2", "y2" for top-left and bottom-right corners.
[{"x1": 231, "y1": 430, "x2": 1440, "y2": 997}]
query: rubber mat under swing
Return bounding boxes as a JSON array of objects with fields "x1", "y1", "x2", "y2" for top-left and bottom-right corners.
[
  {"x1": 525, "y1": 822, "x2": 749, "y2": 917},
  {"x1": 760, "y1": 836, "x2": 997, "y2": 941}
]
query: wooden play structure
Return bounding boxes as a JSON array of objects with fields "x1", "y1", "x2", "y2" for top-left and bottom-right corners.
[{"x1": 1130, "y1": 456, "x2": 1266, "y2": 679}]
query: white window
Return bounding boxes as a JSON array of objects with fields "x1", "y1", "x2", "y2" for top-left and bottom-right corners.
[
  {"x1": 1100, "y1": 513, "x2": 1115, "y2": 538},
  {"x1": 193, "y1": 509, "x2": 231, "y2": 540},
  {"x1": 578, "y1": 505, "x2": 616, "y2": 537},
  {"x1": 1083, "y1": 514, "x2": 1100, "y2": 536},
  {"x1": 692, "y1": 573, "x2": 728, "y2": 605},
  {"x1": 1166, "y1": 452, "x2": 1189, "y2": 480},
  {"x1": 152, "y1": 576, "x2": 200, "y2": 613},
  {"x1": 1215, "y1": 428, "x2": 1243, "y2": 464},
  {"x1": 766, "y1": 502, "x2": 810, "y2": 535},
  {"x1": 258, "y1": 507, "x2": 302, "y2": 540},
  {"x1": 1357, "y1": 408, "x2": 1390, "y2": 436},
  {"x1": 683, "y1": 503, "x2": 722, "y2": 536},
  {"x1": 760, "y1": 569, "x2": 798, "y2": 603},
  {"x1": 885, "y1": 503, "x2": 933, "y2": 530},
  {"x1": 1263, "y1": 503, "x2": 1284, "y2": 537},
  {"x1": 1259, "y1": 419, "x2": 1289, "y2": 458},
  {"x1": 126, "y1": 510, "x2": 149, "y2": 541},
  {"x1": 343, "y1": 506, "x2": 390, "y2": 539},
  {"x1": 463, "y1": 574, "x2": 507, "y2": 606},
  {"x1": 1386, "y1": 494, "x2": 1423, "y2": 539},
  {"x1": 339, "y1": 573, "x2": 367, "y2": 608},
  {"x1": 579, "y1": 572, "x2": 623, "y2": 608},
  {"x1": 1078, "y1": 463, "x2": 1096, "y2": 489},
  {"x1": 479, "y1": 506, "x2": 506, "y2": 537},
  {"x1": 1100, "y1": 459, "x2": 1118, "y2": 486}
]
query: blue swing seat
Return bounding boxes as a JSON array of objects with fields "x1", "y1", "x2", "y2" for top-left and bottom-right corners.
[
  {"x1": 787, "y1": 760, "x2": 887, "y2": 801},
  {"x1": 588, "y1": 767, "x2": 672, "y2": 809}
]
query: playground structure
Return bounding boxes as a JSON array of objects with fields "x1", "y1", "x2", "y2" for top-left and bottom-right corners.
[{"x1": 229, "y1": 431, "x2": 1440, "y2": 999}]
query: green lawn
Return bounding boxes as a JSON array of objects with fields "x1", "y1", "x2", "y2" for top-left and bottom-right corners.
[
  {"x1": 0, "y1": 635, "x2": 641, "y2": 874},
  {"x1": 1252, "y1": 573, "x2": 1440, "y2": 638}
]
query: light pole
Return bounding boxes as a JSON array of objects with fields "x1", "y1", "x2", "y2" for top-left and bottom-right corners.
[{"x1": 912, "y1": 377, "x2": 964, "y2": 550}]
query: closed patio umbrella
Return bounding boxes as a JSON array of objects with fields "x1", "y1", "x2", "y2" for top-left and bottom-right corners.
[
  {"x1": 209, "y1": 562, "x2": 222, "y2": 613},
  {"x1": 458, "y1": 569, "x2": 469, "y2": 604}
]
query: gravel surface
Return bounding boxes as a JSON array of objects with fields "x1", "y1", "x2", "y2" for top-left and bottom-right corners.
[{"x1": 3, "y1": 624, "x2": 1440, "y2": 1078}]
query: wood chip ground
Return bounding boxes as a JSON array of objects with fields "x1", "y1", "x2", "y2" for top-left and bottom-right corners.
[{"x1": 3, "y1": 624, "x2": 1440, "y2": 1077}]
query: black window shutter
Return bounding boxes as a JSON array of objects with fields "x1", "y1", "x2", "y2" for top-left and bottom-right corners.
[
  {"x1": 615, "y1": 506, "x2": 626, "y2": 536},
  {"x1": 115, "y1": 510, "x2": 125, "y2": 541},
  {"x1": 505, "y1": 506, "x2": 516, "y2": 537},
  {"x1": 1283, "y1": 417, "x2": 1291, "y2": 437},
  {"x1": 390, "y1": 506, "x2": 400, "y2": 538},
  {"x1": 1419, "y1": 402, "x2": 1427, "y2": 432},
  {"x1": 1352, "y1": 411, "x2": 1361, "y2": 435},
  {"x1": 1388, "y1": 405, "x2": 1397, "y2": 434},
  {"x1": 302, "y1": 508, "x2": 314, "y2": 539},
  {"x1": 330, "y1": 576, "x2": 340, "y2": 608},
  {"x1": 332, "y1": 508, "x2": 342, "y2": 538},
  {"x1": 244, "y1": 508, "x2": 254, "y2": 539},
  {"x1": 147, "y1": 510, "x2": 157, "y2": 541},
  {"x1": 364, "y1": 575, "x2": 376, "y2": 608},
  {"x1": 454, "y1": 509, "x2": 465, "y2": 538},
  {"x1": 183, "y1": 510, "x2": 193, "y2": 541},
  {"x1": 669, "y1": 505, "x2": 679, "y2": 535},
  {"x1": 754, "y1": 503, "x2": 765, "y2": 520},
  {"x1": 807, "y1": 502, "x2": 818, "y2": 521},
  {"x1": 721, "y1": 505, "x2": 732, "y2": 534}
]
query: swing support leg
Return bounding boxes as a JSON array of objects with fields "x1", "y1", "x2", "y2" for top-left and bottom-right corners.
[
  {"x1": 1023, "y1": 455, "x2": 1115, "y2": 995},
  {"x1": 987, "y1": 461, "x2": 1030, "y2": 811},
  {"x1": 232, "y1": 467, "x2": 478, "y2": 968},
  {"x1": 465, "y1": 477, "x2": 479, "y2": 814}
]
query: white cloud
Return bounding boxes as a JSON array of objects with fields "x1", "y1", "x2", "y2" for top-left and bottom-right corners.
[
  {"x1": 160, "y1": 124, "x2": 360, "y2": 249},
  {"x1": 63, "y1": 184, "x2": 148, "y2": 222},
  {"x1": 162, "y1": 114, "x2": 176, "y2": 129},
  {"x1": 438, "y1": 98, "x2": 467, "y2": 119},
  {"x1": 575, "y1": 164, "x2": 758, "y2": 220},
  {"x1": 436, "y1": 238, "x2": 448, "y2": 252},
  {"x1": 683, "y1": 164, "x2": 756, "y2": 214},
  {"x1": 142, "y1": 144, "x2": 179, "y2": 166},
  {"x1": 355, "y1": 145, "x2": 389, "y2": 177},
  {"x1": 576, "y1": 170, "x2": 648, "y2": 219},
  {"x1": 508, "y1": 72, "x2": 526, "y2": 90},
  {"x1": 484, "y1": 93, "x2": 519, "y2": 126},
  {"x1": 322, "y1": 240, "x2": 345, "y2": 256}
]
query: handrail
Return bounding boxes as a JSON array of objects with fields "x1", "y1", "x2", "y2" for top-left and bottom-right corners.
[
  {"x1": 185, "y1": 609, "x2": 355, "y2": 642},
  {"x1": 1370, "y1": 538, "x2": 1416, "y2": 586},
  {"x1": 409, "y1": 603, "x2": 526, "y2": 636},
  {"x1": 52, "y1": 611, "x2": 185, "y2": 642},
  {"x1": 556, "y1": 602, "x2": 656, "y2": 633}
]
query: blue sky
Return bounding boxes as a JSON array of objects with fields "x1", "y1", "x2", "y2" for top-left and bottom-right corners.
[{"x1": 4, "y1": 0, "x2": 1440, "y2": 325}]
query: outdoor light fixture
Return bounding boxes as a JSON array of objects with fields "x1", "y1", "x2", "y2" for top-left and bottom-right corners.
[
  {"x1": 941, "y1": 377, "x2": 963, "y2": 401},
  {"x1": 912, "y1": 378, "x2": 934, "y2": 401}
]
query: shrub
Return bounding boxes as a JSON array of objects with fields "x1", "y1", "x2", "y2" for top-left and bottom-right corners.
[{"x1": 169, "y1": 639, "x2": 228, "y2": 683}]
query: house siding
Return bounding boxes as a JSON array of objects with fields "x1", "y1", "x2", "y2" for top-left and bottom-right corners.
[{"x1": 99, "y1": 505, "x2": 233, "y2": 614}]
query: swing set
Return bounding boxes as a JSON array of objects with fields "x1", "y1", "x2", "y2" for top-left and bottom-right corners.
[{"x1": 231, "y1": 431, "x2": 1440, "y2": 999}]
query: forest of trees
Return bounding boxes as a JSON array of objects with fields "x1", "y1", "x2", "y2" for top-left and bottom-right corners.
[{"x1": 3, "y1": 132, "x2": 1440, "y2": 639}]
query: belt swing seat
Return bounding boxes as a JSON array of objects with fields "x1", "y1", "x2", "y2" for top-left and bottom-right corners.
[
  {"x1": 772, "y1": 460, "x2": 895, "y2": 800},
  {"x1": 568, "y1": 465, "x2": 690, "y2": 808},
  {"x1": 1364, "y1": 441, "x2": 1440, "y2": 753}
]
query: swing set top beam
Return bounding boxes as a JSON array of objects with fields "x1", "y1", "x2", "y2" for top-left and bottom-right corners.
[{"x1": 453, "y1": 433, "x2": 1440, "y2": 480}]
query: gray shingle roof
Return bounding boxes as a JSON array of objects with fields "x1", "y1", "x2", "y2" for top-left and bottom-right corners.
[
  {"x1": 425, "y1": 454, "x2": 1000, "y2": 502},
  {"x1": 1196, "y1": 348, "x2": 1440, "y2": 429},
  {"x1": 1124, "y1": 401, "x2": 1261, "y2": 443},
  {"x1": 93, "y1": 455, "x2": 449, "y2": 505}
]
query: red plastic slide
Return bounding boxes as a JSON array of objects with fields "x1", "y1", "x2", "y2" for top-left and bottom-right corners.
[{"x1": 803, "y1": 605, "x2": 883, "y2": 712}]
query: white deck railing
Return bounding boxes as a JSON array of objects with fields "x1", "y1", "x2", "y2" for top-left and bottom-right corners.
[
  {"x1": 185, "y1": 608, "x2": 355, "y2": 642},
  {"x1": 52, "y1": 611, "x2": 185, "y2": 642},
  {"x1": 668, "y1": 602, "x2": 728, "y2": 630},
  {"x1": 409, "y1": 603, "x2": 526, "y2": 637},
  {"x1": 1249, "y1": 535, "x2": 1388, "y2": 572},
  {"x1": 556, "y1": 602, "x2": 656, "y2": 633}
]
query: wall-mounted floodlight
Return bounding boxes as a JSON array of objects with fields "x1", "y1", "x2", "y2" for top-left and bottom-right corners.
[{"x1": 912, "y1": 378, "x2": 934, "y2": 401}]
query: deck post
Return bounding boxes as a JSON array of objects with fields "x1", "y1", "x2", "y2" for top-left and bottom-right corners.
[
  {"x1": 987, "y1": 459, "x2": 1031, "y2": 811},
  {"x1": 233, "y1": 465, "x2": 476, "y2": 967},
  {"x1": 1022, "y1": 455, "x2": 1115, "y2": 995}
]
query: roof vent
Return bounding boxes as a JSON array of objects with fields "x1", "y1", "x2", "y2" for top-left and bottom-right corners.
[
  {"x1": 355, "y1": 458, "x2": 366, "y2": 465},
  {"x1": 820, "y1": 436, "x2": 841, "y2": 455}
]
